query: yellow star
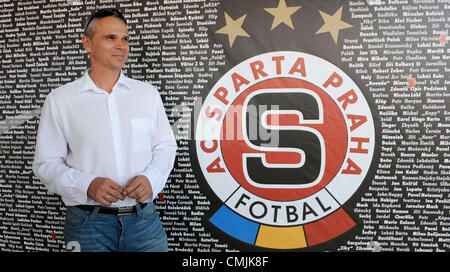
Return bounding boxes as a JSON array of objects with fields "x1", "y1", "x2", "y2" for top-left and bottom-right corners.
[
  {"x1": 215, "y1": 12, "x2": 250, "y2": 47},
  {"x1": 264, "y1": 0, "x2": 301, "y2": 30},
  {"x1": 315, "y1": 6, "x2": 353, "y2": 44}
]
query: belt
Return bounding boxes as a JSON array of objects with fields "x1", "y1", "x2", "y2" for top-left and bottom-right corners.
[{"x1": 75, "y1": 203, "x2": 147, "y2": 215}]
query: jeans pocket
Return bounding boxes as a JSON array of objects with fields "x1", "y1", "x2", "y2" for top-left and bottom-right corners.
[
  {"x1": 141, "y1": 202, "x2": 157, "y2": 219},
  {"x1": 65, "y1": 207, "x2": 89, "y2": 229}
]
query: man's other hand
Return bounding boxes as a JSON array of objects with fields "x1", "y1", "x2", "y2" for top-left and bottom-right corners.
[{"x1": 123, "y1": 175, "x2": 153, "y2": 203}]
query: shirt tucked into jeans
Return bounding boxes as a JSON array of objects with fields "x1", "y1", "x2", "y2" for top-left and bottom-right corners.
[{"x1": 33, "y1": 70, "x2": 177, "y2": 251}]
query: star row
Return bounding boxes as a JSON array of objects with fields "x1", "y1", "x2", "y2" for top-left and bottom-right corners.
[{"x1": 215, "y1": 0, "x2": 353, "y2": 47}]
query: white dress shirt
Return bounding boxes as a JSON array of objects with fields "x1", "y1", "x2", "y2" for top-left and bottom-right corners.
[{"x1": 33, "y1": 70, "x2": 177, "y2": 207}]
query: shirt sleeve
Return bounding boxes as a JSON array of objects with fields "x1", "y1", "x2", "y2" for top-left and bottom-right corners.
[
  {"x1": 136, "y1": 91, "x2": 177, "y2": 200},
  {"x1": 32, "y1": 94, "x2": 96, "y2": 205}
]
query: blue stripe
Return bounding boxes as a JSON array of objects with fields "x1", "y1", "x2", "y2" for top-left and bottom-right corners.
[{"x1": 209, "y1": 205, "x2": 259, "y2": 245}]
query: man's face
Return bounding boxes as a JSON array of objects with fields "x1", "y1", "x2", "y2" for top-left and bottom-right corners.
[{"x1": 83, "y1": 16, "x2": 129, "y2": 71}]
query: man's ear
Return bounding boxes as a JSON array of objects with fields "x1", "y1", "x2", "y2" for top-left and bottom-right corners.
[{"x1": 81, "y1": 35, "x2": 92, "y2": 54}]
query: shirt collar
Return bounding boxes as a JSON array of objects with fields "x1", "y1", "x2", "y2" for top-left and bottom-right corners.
[{"x1": 76, "y1": 69, "x2": 132, "y2": 95}]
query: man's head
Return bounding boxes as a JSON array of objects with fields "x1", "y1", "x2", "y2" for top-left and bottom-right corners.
[{"x1": 82, "y1": 8, "x2": 129, "y2": 72}]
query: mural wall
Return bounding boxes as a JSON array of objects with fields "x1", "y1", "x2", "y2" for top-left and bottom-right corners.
[{"x1": 0, "y1": 0, "x2": 449, "y2": 252}]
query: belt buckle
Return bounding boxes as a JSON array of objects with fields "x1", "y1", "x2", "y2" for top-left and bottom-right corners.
[{"x1": 117, "y1": 206, "x2": 134, "y2": 216}]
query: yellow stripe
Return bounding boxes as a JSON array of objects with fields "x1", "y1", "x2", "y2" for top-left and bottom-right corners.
[{"x1": 255, "y1": 225, "x2": 307, "y2": 249}]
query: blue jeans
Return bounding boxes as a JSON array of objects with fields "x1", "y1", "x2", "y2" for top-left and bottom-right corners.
[{"x1": 64, "y1": 202, "x2": 168, "y2": 252}]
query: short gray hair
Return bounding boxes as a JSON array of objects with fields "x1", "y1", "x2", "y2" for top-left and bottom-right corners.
[{"x1": 84, "y1": 8, "x2": 127, "y2": 38}]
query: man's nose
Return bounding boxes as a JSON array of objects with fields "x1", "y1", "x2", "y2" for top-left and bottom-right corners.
[{"x1": 115, "y1": 39, "x2": 127, "y2": 50}]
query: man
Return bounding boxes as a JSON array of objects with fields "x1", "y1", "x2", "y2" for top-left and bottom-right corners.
[{"x1": 32, "y1": 8, "x2": 177, "y2": 252}]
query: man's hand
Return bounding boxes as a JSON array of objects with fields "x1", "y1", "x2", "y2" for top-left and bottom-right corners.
[
  {"x1": 87, "y1": 177, "x2": 125, "y2": 206},
  {"x1": 124, "y1": 175, "x2": 153, "y2": 203}
]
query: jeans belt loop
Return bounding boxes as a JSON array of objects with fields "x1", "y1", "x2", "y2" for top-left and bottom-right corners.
[
  {"x1": 135, "y1": 203, "x2": 143, "y2": 217},
  {"x1": 89, "y1": 206, "x2": 101, "y2": 221}
]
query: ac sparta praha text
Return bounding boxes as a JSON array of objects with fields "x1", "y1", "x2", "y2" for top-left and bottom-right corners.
[{"x1": 199, "y1": 54, "x2": 371, "y2": 177}]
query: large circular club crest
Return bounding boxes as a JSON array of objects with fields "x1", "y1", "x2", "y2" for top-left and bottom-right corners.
[{"x1": 196, "y1": 51, "x2": 375, "y2": 249}]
